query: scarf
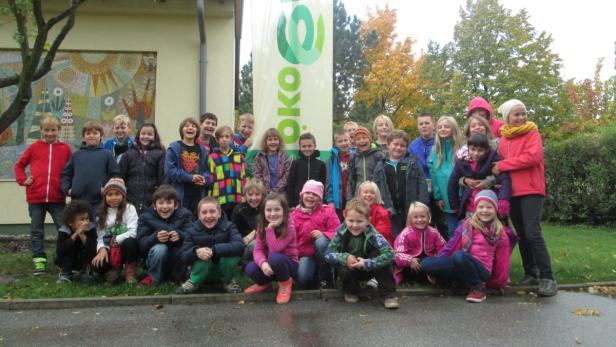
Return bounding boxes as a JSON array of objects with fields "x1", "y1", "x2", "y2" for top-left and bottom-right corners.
[
  {"x1": 459, "y1": 220, "x2": 499, "y2": 252},
  {"x1": 500, "y1": 121, "x2": 538, "y2": 139}
]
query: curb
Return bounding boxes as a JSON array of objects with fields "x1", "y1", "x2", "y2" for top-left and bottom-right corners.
[{"x1": 2, "y1": 281, "x2": 615, "y2": 311}]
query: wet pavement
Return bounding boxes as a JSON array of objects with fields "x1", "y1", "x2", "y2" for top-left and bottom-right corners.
[{"x1": 1, "y1": 291, "x2": 614, "y2": 346}]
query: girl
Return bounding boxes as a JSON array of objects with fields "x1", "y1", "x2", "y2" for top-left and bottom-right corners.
[
  {"x1": 393, "y1": 202, "x2": 446, "y2": 286},
  {"x1": 428, "y1": 116, "x2": 462, "y2": 238},
  {"x1": 492, "y1": 99, "x2": 556, "y2": 297},
  {"x1": 421, "y1": 190, "x2": 512, "y2": 303},
  {"x1": 119, "y1": 123, "x2": 165, "y2": 214},
  {"x1": 208, "y1": 125, "x2": 247, "y2": 218},
  {"x1": 465, "y1": 96, "x2": 504, "y2": 138},
  {"x1": 356, "y1": 181, "x2": 393, "y2": 245},
  {"x1": 251, "y1": 128, "x2": 292, "y2": 193},
  {"x1": 231, "y1": 178, "x2": 266, "y2": 263},
  {"x1": 290, "y1": 180, "x2": 340, "y2": 288},
  {"x1": 244, "y1": 193, "x2": 298, "y2": 305},
  {"x1": 456, "y1": 115, "x2": 499, "y2": 160},
  {"x1": 91, "y1": 178, "x2": 140, "y2": 283},
  {"x1": 373, "y1": 114, "x2": 394, "y2": 150}
]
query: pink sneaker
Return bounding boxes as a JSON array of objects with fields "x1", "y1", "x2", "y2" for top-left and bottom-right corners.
[{"x1": 244, "y1": 283, "x2": 272, "y2": 294}]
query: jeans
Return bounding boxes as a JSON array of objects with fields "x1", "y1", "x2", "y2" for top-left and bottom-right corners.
[
  {"x1": 28, "y1": 203, "x2": 65, "y2": 259},
  {"x1": 297, "y1": 237, "x2": 332, "y2": 285},
  {"x1": 421, "y1": 251, "x2": 490, "y2": 287},
  {"x1": 189, "y1": 257, "x2": 240, "y2": 285},
  {"x1": 245, "y1": 252, "x2": 298, "y2": 284},
  {"x1": 146, "y1": 243, "x2": 184, "y2": 283},
  {"x1": 444, "y1": 212, "x2": 460, "y2": 239},
  {"x1": 337, "y1": 265, "x2": 396, "y2": 299}
]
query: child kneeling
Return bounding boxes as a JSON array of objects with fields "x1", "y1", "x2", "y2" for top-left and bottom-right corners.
[{"x1": 325, "y1": 199, "x2": 399, "y2": 309}]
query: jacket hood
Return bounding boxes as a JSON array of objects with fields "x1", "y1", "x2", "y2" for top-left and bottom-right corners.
[
  {"x1": 79, "y1": 142, "x2": 104, "y2": 150},
  {"x1": 298, "y1": 149, "x2": 321, "y2": 160},
  {"x1": 466, "y1": 97, "x2": 494, "y2": 120}
]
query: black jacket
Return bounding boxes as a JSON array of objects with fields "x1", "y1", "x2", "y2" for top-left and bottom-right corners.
[
  {"x1": 286, "y1": 150, "x2": 327, "y2": 206},
  {"x1": 374, "y1": 153, "x2": 429, "y2": 215},
  {"x1": 230, "y1": 203, "x2": 259, "y2": 237},
  {"x1": 136, "y1": 206, "x2": 193, "y2": 252},
  {"x1": 180, "y1": 218, "x2": 244, "y2": 263},
  {"x1": 119, "y1": 145, "x2": 165, "y2": 213}
]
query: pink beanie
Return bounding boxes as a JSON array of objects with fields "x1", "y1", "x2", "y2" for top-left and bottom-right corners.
[{"x1": 300, "y1": 180, "x2": 324, "y2": 200}]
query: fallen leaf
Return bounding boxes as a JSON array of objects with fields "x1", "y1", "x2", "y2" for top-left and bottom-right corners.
[
  {"x1": 154, "y1": 304, "x2": 163, "y2": 310},
  {"x1": 572, "y1": 308, "x2": 601, "y2": 316},
  {"x1": 364, "y1": 320, "x2": 373, "y2": 325},
  {"x1": 562, "y1": 249, "x2": 569, "y2": 257},
  {"x1": 95, "y1": 312, "x2": 101, "y2": 316},
  {"x1": 152, "y1": 327, "x2": 158, "y2": 331},
  {"x1": 60, "y1": 333, "x2": 68, "y2": 337},
  {"x1": 359, "y1": 314, "x2": 368, "y2": 317},
  {"x1": 528, "y1": 292, "x2": 537, "y2": 297},
  {"x1": 575, "y1": 336, "x2": 582, "y2": 344},
  {"x1": 237, "y1": 300, "x2": 245, "y2": 305},
  {"x1": 72, "y1": 311, "x2": 81, "y2": 314}
]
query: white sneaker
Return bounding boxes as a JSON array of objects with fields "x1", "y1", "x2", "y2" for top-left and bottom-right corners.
[{"x1": 366, "y1": 278, "x2": 378, "y2": 289}]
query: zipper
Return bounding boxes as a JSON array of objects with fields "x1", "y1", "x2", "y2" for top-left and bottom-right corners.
[{"x1": 45, "y1": 143, "x2": 53, "y2": 202}]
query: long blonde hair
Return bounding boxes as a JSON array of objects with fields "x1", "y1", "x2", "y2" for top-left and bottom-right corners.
[
  {"x1": 434, "y1": 116, "x2": 462, "y2": 168},
  {"x1": 469, "y1": 209, "x2": 504, "y2": 237}
]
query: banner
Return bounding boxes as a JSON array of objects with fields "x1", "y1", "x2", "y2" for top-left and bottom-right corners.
[{"x1": 251, "y1": 0, "x2": 333, "y2": 160}]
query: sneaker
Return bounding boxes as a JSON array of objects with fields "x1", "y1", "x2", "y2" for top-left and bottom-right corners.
[
  {"x1": 383, "y1": 297, "x2": 400, "y2": 309},
  {"x1": 224, "y1": 279, "x2": 242, "y2": 294},
  {"x1": 344, "y1": 294, "x2": 359, "y2": 303},
  {"x1": 33, "y1": 257, "x2": 47, "y2": 276},
  {"x1": 176, "y1": 280, "x2": 198, "y2": 294},
  {"x1": 276, "y1": 279, "x2": 293, "y2": 304},
  {"x1": 366, "y1": 278, "x2": 378, "y2": 289},
  {"x1": 538, "y1": 278, "x2": 558, "y2": 297},
  {"x1": 519, "y1": 275, "x2": 539, "y2": 286},
  {"x1": 466, "y1": 285, "x2": 487, "y2": 303},
  {"x1": 56, "y1": 272, "x2": 72, "y2": 284},
  {"x1": 244, "y1": 283, "x2": 272, "y2": 294},
  {"x1": 139, "y1": 274, "x2": 156, "y2": 286},
  {"x1": 78, "y1": 270, "x2": 92, "y2": 284},
  {"x1": 125, "y1": 263, "x2": 137, "y2": 284}
]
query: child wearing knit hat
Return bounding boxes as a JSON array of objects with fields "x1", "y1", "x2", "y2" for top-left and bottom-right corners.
[{"x1": 346, "y1": 127, "x2": 385, "y2": 202}]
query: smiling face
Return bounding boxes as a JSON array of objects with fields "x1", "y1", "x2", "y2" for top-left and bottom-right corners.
[
  {"x1": 113, "y1": 121, "x2": 129, "y2": 142},
  {"x1": 376, "y1": 119, "x2": 391, "y2": 138},
  {"x1": 417, "y1": 116, "x2": 435, "y2": 140},
  {"x1": 345, "y1": 210, "x2": 370, "y2": 236},
  {"x1": 409, "y1": 207, "x2": 430, "y2": 230},
  {"x1": 344, "y1": 123, "x2": 358, "y2": 139},
  {"x1": 246, "y1": 188, "x2": 263, "y2": 209},
  {"x1": 301, "y1": 191, "x2": 320, "y2": 209},
  {"x1": 264, "y1": 199, "x2": 284, "y2": 225},
  {"x1": 437, "y1": 120, "x2": 453, "y2": 139},
  {"x1": 475, "y1": 200, "x2": 496, "y2": 223},
  {"x1": 335, "y1": 134, "x2": 351, "y2": 154},
  {"x1": 154, "y1": 198, "x2": 178, "y2": 219},
  {"x1": 182, "y1": 122, "x2": 198, "y2": 142},
  {"x1": 105, "y1": 189, "x2": 124, "y2": 209},
  {"x1": 198, "y1": 202, "x2": 221, "y2": 229},
  {"x1": 41, "y1": 124, "x2": 59, "y2": 144},
  {"x1": 508, "y1": 105, "x2": 528, "y2": 127},
  {"x1": 84, "y1": 129, "x2": 102, "y2": 147},
  {"x1": 239, "y1": 121, "x2": 254, "y2": 138},
  {"x1": 299, "y1": 139, "x2": 316, "y2": 157},
  {"x1": 139, "y1": 126, "x2": 155, "y2": 147},
  {"x1": 387, "y1": 138, "x2": 407, "y2": 160},
  {"x1": 217, "y1": 130, "x2": 233, "y2": 152},
  {"x1": 468, "y1": 145, "x2": 488, "y2": 162},
  {"x1": 355, "y1": 134, "x2": 371, "y2": 153},
  {"x1": 360, "y1": 186, "x2": 376, "y2": 207},
  {"x1": 266, "y1": 136, "x2": 280, "y2": 153},
  {"x1": 200, "y1": 119, "x2": 217, "y2": 138},
  {"x1": 469, "y1": 118, "x2": 488, "y2": 136}
]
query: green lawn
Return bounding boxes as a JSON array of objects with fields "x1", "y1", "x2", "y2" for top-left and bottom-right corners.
[{"x1": 1, "y1": 223, "x2": 615, "y2": 299}]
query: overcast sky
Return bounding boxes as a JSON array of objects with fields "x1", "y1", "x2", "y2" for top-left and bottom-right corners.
[{"x1": 241, "y1": 0, "x2": 615, "y2": 81}]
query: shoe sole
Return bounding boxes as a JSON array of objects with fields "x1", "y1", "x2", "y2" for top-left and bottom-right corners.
[{"x1": 466, "y1": 297, "x2": 486, "y2": 303}]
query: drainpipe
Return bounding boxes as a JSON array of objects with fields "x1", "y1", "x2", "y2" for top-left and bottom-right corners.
[{"x1": 197, "y1": 0, "x2": 207, "y2": 115}]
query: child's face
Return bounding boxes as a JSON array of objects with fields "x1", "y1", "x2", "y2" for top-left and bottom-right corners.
[
  {"x1": 301, "y1": 191, "x2": 320, "y2": 209},
  {"x1": 41, "y1": 124, "x2": 59, "y2": 144},
  {"x1": 84, "y1": 129, "x2": 102, "y2": 146},
  {"x1": 198, "y1": 202, "x2": 221, "y2": 229},
  {"x1": 355, "y1": 134, "x2": 371, "y2": 153},
  {"x1": 437, "y1": 121, "x2": 453, "y2": 139},
  {"x1": 469, "y1": 118, "x2": 487, "y2": 136},
  {"x1": 217, "y1": 130, "x2": 233, "y2": 150},
  {"x1": 69, "y1": 213, "x2": 90, "y2": 232},
  {"x1": 154, "y1": 198, "x2": 178, "y2": 219},
  {"x1": 409, "y1": 208, "x2": 429, "y2": 230},
  {"x1": 335, "y1": 134, "x2": 351, "y2": 154},
  {"x1": 360, "y1": 187, "x2": 376, "y2": 207},
  {"x1": 476, "y1": 200, "x2": 496, "y2": 223},
  {"x1": 182, "y1": 122, "x2": 198, "y2": 141},
  {"x1": 417, "y1": 116, "x2": 435, "y2": 139},
  {"x1": 344, "y1": 124, "x2": 358, "y2": 139},
  {"x1": 345, "y1": 210, "x2": 369, "y2": 236},
  {"x1": 113, "y1": 121, "x2": 129, "y2": 142},
  {"x1": 299, "y1": 139, "x2": 316, "y2": 157},
  {"x1": 508, "y1": 105, "x2": 527, "y2": 127},
  {"x1": 239, "y1": 121, "x2": 254, "y2": 138},
  {"x1": 468, "y1": 145, "x2": 488, "y2": 162},
  {"x1": 470, "y1": 109, "x2": 489, "y2": 121},
  {"x1": 376, "y1": 119, "x2": 391, "y2": 138},
  {"x1": 387, "y1": 138, "x2": 407, "y2": 160},
  {"x1": 266, "y1": 136, "x2": 280, "y2": 153},
  {"x1": 105, "y1": 190, "x2": 124, "y2": 209},
  {"x1": 139, "y1": 126, "x2": 155, "y2": 146},
  {"x1": 246, "y1": 189, "x2": 263, "y2": 209},
  {"x1": 264, "y1": 199, "x2": 284, "y2": 225},
  {"x1": 200, "y1": 118, "x2": 217, "y2": 137}
]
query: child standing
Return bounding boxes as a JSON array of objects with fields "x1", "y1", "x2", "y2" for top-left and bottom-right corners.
[
  {"x1": 119, "y1": 123, "x2": 165, "y2": 214},
  {"x1": 14, "y1": 116, "x2": 72, "y2": 275},
  {"x1": 343, "y1": 121, "x2": 359, "y2": 153},
  {"x1": 232, "y1": 113, "x2": 255, "y2": 153},
  {"x1": 286, "y1": 133, "x2": 327, "y2": 207},
  {"x1": 103, "y1": 114, "x2": 135, "y2": 162},
  {"x1": 346, "y1": 127, "x2": 385, "y2": 201},
  {"x1": 231, "y1": 178, "x2": 266, "y2": 263},
  {"x1": 91, "y1": 178, "x2": 140, "y2": 283},
  {"x1": 177, "y1": 197, "x2": 245, "y2": 294},
  {"x1": 251, "y1": 128, "x2": 292, "y2": 193},
  {"x1": 196, "y1": 112, "x2": 219, "y2": 152},
  {"x1": 393, "y1": 202, "x2": 445, "y2": 286},
  {"x1": 325, "y1": 199, "x2": 399, "y2": 309},
  {"x1": 465, "y1": 96, "x2": 504, "y2": 138},
  {"x1": 290, "y1": 180, "x2": 340, "y2": 288},
  {"x1": 456, "y1": 115, "x2": 498, "y2": 160},
  {"x1": 137, "y1": 185, "x2": 192, "y2": 285},
  {"x1": 325, "y1": 130, "x2": 352, "y2": 219},
  {"x1": 164, "y1": 117, "x2": 209, "y2": 216},
  {"x1": 244, "y1": 193, "x2": 298, "y2": 305},
  {"x1": 356, "y1": 181, "x2": 393, "y2": 245},
  {"x1": 421, "y1": 190, "x2": 512, "y2": 303},
  {"x1": 373, "y1": 114, "x2": 394, "y2": 150}
]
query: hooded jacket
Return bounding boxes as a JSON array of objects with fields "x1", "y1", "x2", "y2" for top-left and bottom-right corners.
[
  {"x1": 408, "y1": 137, "x2": 434, "y2": 179},
  {"x1": 290, "y1": 204, "x2": 340, "y2": 257},
  {"x1": 164, "y1": 140, "x2": 210, "y2": 203},
  {"x1": 393, "y1": 226, "x2": 445, "y2": 284},
  {"x1": 325, "y1": 223, "x2": 394, "y2": 271},
  {"x1": 180, "y1": 217, "x2": 244, "y2": 264},
  {"x1": 428, "y1": 139, "x2": 456, "y2": 213},
  {"x1": 346, "y1": 147, "x2": 386, "y2": 201},
  {"x1": 252, "y1": 150, "x2": 292, "y2": 193},
  {"x1": 61, "y1": 143, "x2": 119, "y2": 203},
  {"x1": 497, "y1": 128, "x2": 546, "y2": 197},
  {"x1": 286, "y1": 150, "x2": 327, "y2": 207},
  {"x1": 119, "y1": 144, "x2": 165, "y2": 213},
  {"x1": 466, "y1": 97, "x2": 505, "y2": 138},
  {"x1": 136, "y1": 206, "x2": 192, "y2": 252}
]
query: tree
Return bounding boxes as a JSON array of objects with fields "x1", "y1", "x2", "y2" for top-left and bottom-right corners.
[
  {"x1": 0, "y1": 0, "x2": 86, "y2": 135},
  {"x1": 238, "y1": 53, "x2": 253, "y2": 114}
]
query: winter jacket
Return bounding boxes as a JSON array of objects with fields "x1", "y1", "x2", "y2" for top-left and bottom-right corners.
[
  {"x1": 408, "y1": 136, "x2": 434, "y2": 179},
  {"x1": 253, "y1": 221, "x2": 299, "y2": 267},
  {"x1": 325, "y1": 146, "x2": 351, "y2": 209},
  {"x1": 369, "y1": 203, "x2": 394, "y2": 245},
  {"x1": 287, "y1": 150, "x2": 327, "y2": 207},
  {"x1": 252, "y1": 150, "x2": 292, "y2": 193},
  {"x1": 61, "y1": 143, "x2": 120, "y2": 204},
  {"x1": 230, "y1": 202, "x2": 259, "y2": 237},
  {"x1": 496, "y1": 128, "x2": 546, "y2": 197},
  {"x1": 208, "y1": 148, "x2": 246, "y2": 206},
  {"x1": 103, "y1": 136, "x2": 135, "y2": 162},
  {"x1": 290, "y1": 204, "x2": 340, "y2": 257},
  {"x1": 180, "y1": 218, "x2": 244, "y2": 264},
  {"x1": 325, "y1": 223, "x2": 394, "y2": 271},
  {"x1": 428, "y1": 139, "x2": 456, "y2": 213},
  {"x1": 56, "y1": 224, "x2": 97, "y2": 261},
  {"x1": 346, "y1": 147, "x2": 386, "y2": 201},
  {"x1": 119, "y1": 145, "x2": 165, "y2": 213},
  {"x1": 96, "y1": 203, "x2": 139, "y2": 252},
  {"x1": 232, "y1": 132, "x2": 250, "y2": 153},
  {"x1": 466, "y1": 97, "x2": 505, "y2": 138},
  {"x1": 448, "y1": 149, "x2": 512, "y2": 218},
  {"x1": 164, "y1": 141, "x2": 210, "y2": 204},
  {"x1": 393, "y1": 226, "x2": 445, "y2": 284},
  {"x1": 14, "y1": 140, "x2": 72, "y2": 203},
  {"x1": 136, "y1": 206, "x2": 192, "y2": 252},
  {"x1": 374, "y1": 154, "x2": 429, "y2": 217}
]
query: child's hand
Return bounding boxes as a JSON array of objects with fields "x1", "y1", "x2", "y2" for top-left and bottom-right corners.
[
  {"x1": 310, "y1": 230, "x2": 324, "y2": 239},
  {"x1": 261, "y1": 262, "x2": 274, "y2": 276},
  {"x1": 463, "y1": 177, "x2": 479, "y2": 187},
  {"x1": 196, "y1": 247, "x2": 213, "y2": 261},
  {"x1": 268, "y1": 220, "x2": 281, "y2": 229},
  {"x1": 352, "y1": 257, "x2": 366, "y2": 269},
  {"x1": 245, "y1": 138, "x2": 253, "y2": 148},
  {"x1": 168, "y1": 231, "x2": 180, "y2": 242},
  {"x1": 346, "y1": 254, "x2": 358, "y2": 268},
  {"x1": 109, "y1": 236, "x2": 118, "y2": 248},
  {"x1": 157, "y1": 230, "x2": 170, "y2": 243},
  {"x1": 92, "y1": 248, "x2": 108, "y2": 268},
  {"x1": 491, "y1": 163, "x2": 500, "y2": 175},
  {"x1": 24, "y1": 176, "x2": 34, "y2": 186},
  {"x1": 192, "y1": 175, "x2": 206, "y2": 186},
  {"x1": 327, "y1": 202, "x2": 335, "y2": 209},
  {"x1": 437, "y1": 200, "x2": 445, "y2": 211},
  {"x1": 410, "y1": 258, "x2": 422, "y2": 272},
  {"x1": 475, "y1": 182, "x2": 487, "y2": 190},
  {"x1": 243, "y1": 230, "x2": 256, "y2": 245}
]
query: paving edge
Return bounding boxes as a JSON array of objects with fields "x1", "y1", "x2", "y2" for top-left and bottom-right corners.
[{"x1": 1, "y1": 281, "x2": 615, "y2": 311}]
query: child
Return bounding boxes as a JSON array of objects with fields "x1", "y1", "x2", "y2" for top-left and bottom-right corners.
[
  {"x1": 325, "y1": 130, "x2": 352, "y2": 220},
  {"x1": 208, "y1": 125, "x2": 247, "y2": 218},
  {"x1": 325, "y1": 199, "x2": 399, "y2": 309},
  {"x1": 62, "y1": 120, "x2": 120, "y2": 217},
  {"x1": 456, "y1": 115, "x2": 498, "y2": 160},
  {"x1": 176, "y1": 197, "x2": 244, "y2": 294},
  {"x1": 164, "y1": 117, "x2": 209, "y2": 216},
  {"x1": 244, "y1": 193, "x2": 298, "y2": 305},
  {"x1": 465, "y1": 96, "x2": 504, "y2": 138},
  {"x1": 14, "y1": 115, "x2": 72, "y2": 275},
  {"x1": 252, "y1": 128, "x2": 292, "y2": 193},
  {"x1": 103, "y1": 114, "x2": 135, "y2": 162},
  {"x1": 119, "y1": 123, "x2": 165, "y2": 214},
  {"x1": 374, "y1": 130, "x2": 429, "y2": 237},
  {"x1": 231, "y1": 178, "x2": 266, "y2": 263},
  {"x1": 421, "y1": 190, "x2": 512, "y2": 303},
  {"x1": 290, "y1": 180, "x2": 340, "y2": 288},
  {"x1": 373, "y1": 114, "x2": 394, "y2": 149},
  {"x1": 408, "y1": 113, "x2": 436, "y2": 180},
  {"x1": 393, "y1": 202, "x2": 445, "y2": 286},
  {"x1": 137, "y1": 185, "x2": 192, "y2": 285},
  {"x1": 232, "y1": 113, "x2": 255, "y2": 153},
  {"x1": 286, "y1": 133, "x2": 327, "y2": 207},
  {"x1": 91, "y1": 178, "x2": 140, "y2": 283},
  {"x1": 356, "y1": 181, "x2": 393, "y2": 245},
  {"x1": 343, "y1": 120, "x2": 359, "y2": 152},
  {"x1": 346, "y1": 127, "x2": 385, "y2": 201},
  {"x1": 428, "y1": 116, "x2": 462, "y2": 238},
  {"x1": 196, "y1": 112, "x2": 219, "y2": 152},
  {"x1": 54, "y1": 200, "x2": 98, "y2": 283}
]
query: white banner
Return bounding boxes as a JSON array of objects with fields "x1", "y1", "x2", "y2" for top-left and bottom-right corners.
[{"x1": 251, "y1": 0, "x2": 333, "y2": 160}]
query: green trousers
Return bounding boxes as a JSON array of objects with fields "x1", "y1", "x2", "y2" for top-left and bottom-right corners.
[{"x1": 190, "y1": 257, "x2": 240, "y2": 285}]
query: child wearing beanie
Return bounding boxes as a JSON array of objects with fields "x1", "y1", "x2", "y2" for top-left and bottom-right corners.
[{"x1": 346, "y1": 127, "x2": 385, "y2": 201}]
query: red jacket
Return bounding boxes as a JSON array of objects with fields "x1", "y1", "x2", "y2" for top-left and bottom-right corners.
[
  {"x1": 466, "y1": 97, "x2": 505, "y2": 138},
  {"x1": 14, "y1": 140, "x2": 72, "y2": 203},
  {"x1": 393, "y1": 226, "x2": 445, "y2": 285},
  {"x1": 290, "y1": 204, "x2": 340, "y2": 257},
  {"x1": 370, "y1": 203, "x2": 393, "y2": 245},
  {"x1": 497, "y1": 129, "x2": 546, "y2": 197}
]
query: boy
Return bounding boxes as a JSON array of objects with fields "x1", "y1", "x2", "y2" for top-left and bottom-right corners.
[
  {"x1": 103, "y1": 114, "x2": 135, "y2": 162},
  {"x1": 286, "y1": 132, "x2": 327, "y2": 207},
  {"x1": 137, "y1": 185, "x2": 193, "y2": 285},
  {"x1": 196, "y1": 112, "x2": 219, "y2": 152},
  {"x1": 374, "y1": 130, "x2": 429, "y2": 237},
  {"x1": 346, "y1": 127, "x2": 385, "y2": 201},
  {"x1": 343, "y1": 121, "x2": 358, "y2": 153},
  {"x1": 232, "y1": 113, "x2": 255, "y2": 153},
  {"x1": 14, "y1": 115, "x2": 72, "y2": 275},
  {"x1": 62, "y1": 120, "x2": 120, "y2": 217},
  {"x1": 176, "y1": 197, "x2": 245, "y2": 294},
  {"x1": 325, "y1": 130, "x2": 352, "y2": 219},
  {"x1": 55, "y1": 200, "x2": 97, "y2": 283}
]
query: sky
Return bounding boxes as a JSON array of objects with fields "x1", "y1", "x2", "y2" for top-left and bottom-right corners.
[{"x1": 240, "y1": 0, "x2": 616, "y2": 81}]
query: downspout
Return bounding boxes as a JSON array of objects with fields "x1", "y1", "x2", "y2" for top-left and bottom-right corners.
[{"x1": 197, "y1": 0, "x2": 207, "y2": 115}]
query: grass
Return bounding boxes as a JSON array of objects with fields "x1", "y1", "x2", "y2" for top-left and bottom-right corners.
[{"x1": 1, "y1": 223, "x2": 615, "y2": 300}]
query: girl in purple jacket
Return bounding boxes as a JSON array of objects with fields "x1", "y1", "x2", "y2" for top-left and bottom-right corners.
[{"x1": 251, "y1": 128, "x2": 292, "y2": 193}]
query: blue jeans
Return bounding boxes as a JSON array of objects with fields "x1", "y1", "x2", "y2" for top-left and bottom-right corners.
[
  {"x1": 297, "y1": 237, "x2": 332, "y2": 285},
  {"x1": 146, "y1": 243, "x2": 184, "y2": 283},
  {"x1": 445, "y1": 212, "x2": 460, "y2": 239},
  {"x1": 421, "y1": 251, "x2": 490, "y2": 287},
  {"x1": 28, "y1": 203, "x2": 65, "y2": 259}
]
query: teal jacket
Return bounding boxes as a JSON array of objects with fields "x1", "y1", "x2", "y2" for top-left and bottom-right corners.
[
  {"x1": 325, "y1": 223, "x2": 394, "y2": 271},
  {"x1": 428, "y1": 138, "x2": 456, "y2": 213}
]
